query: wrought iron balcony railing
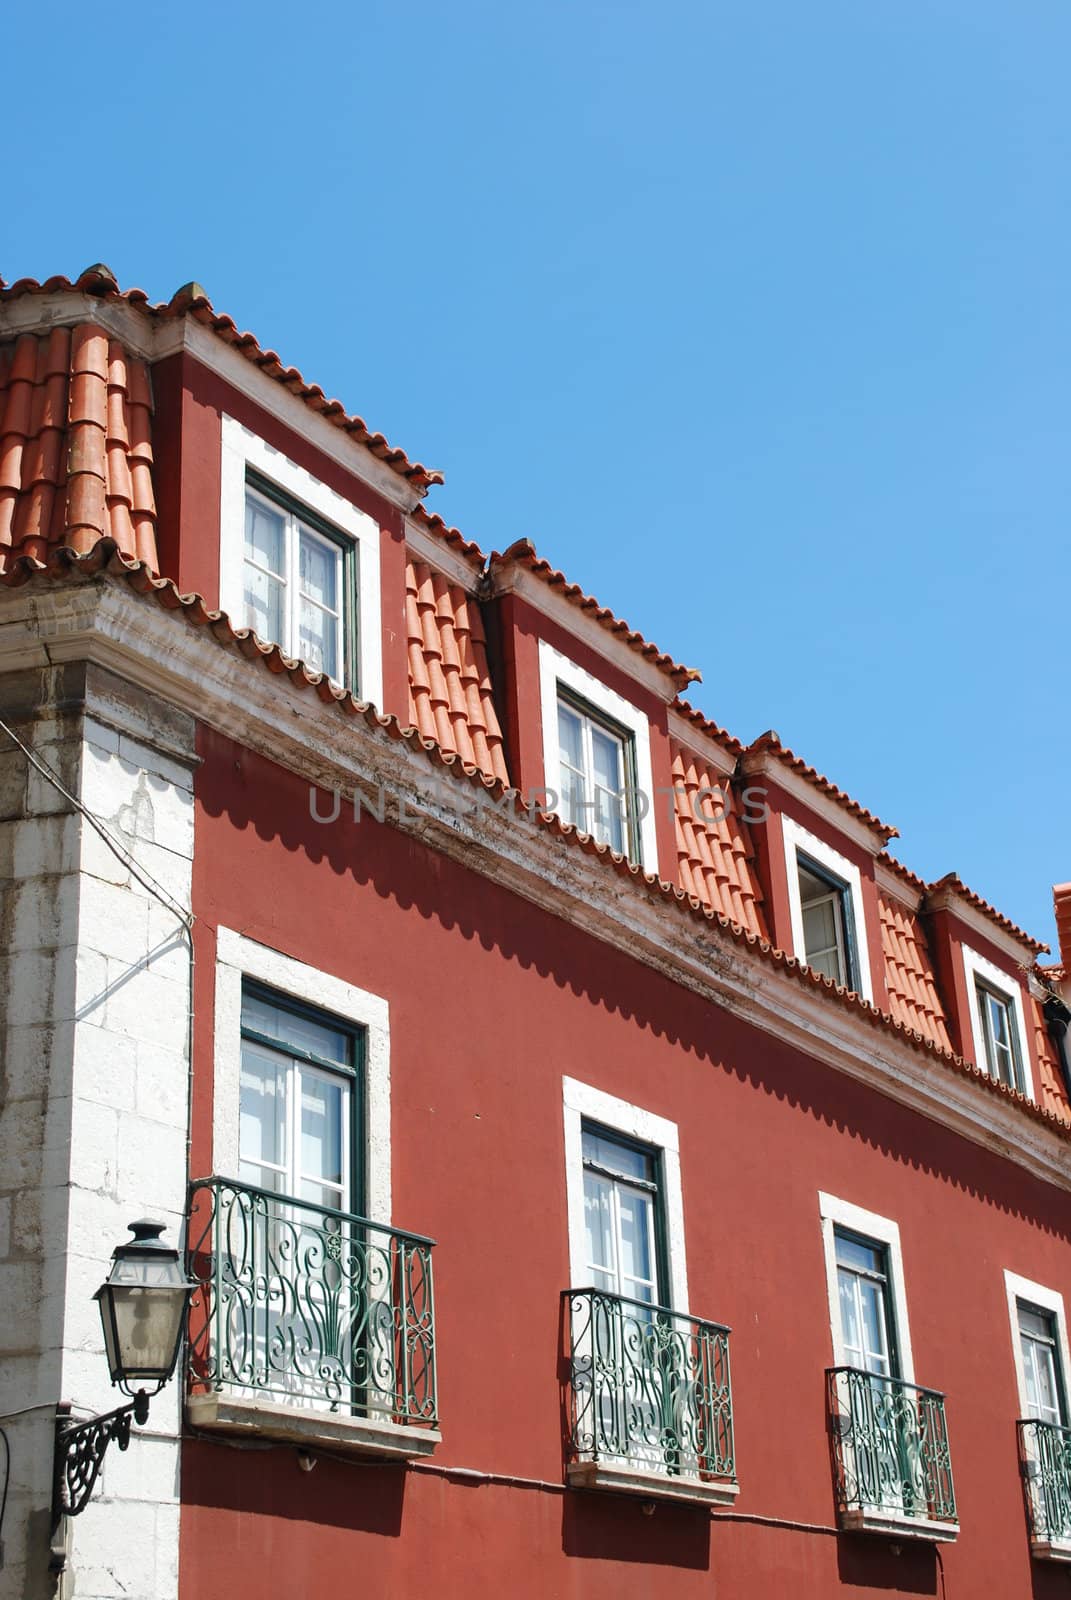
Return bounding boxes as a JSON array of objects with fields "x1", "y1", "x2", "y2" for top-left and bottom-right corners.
[
  {"x1": 1019, "y1": 1418, "x2": 1071, "y2": 1551},
  {"x1": 186, "y1": 1177, "x2": 437, "y2": 1428},
  {"x1": 563, "y1": 1288, "x2": 735, "y2": 1491},
  {"x1": 827, "y1": 1367, "x2": 957, "y2": 1532}
]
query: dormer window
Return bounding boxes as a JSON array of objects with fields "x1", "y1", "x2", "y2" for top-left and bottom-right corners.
[
  {"x1": 960, "y1": 944, "x2": 1034, "y2": 1099},
  {"x1": 536, "y1": 641, "x2": 660, "y2": 872},
  {"x1": 219, "y1": 416, "x2": 384, "y2": 708},
  {"x1": 798, "y1": 856, "x2": 859, "y2": 989},
  {"x1": 243, "y1": 477, "x2": 349, "y2": 683},
  {"x1": 557, "y1": 692, "x2": 635, "y2": 856},
  {"x1": 782, "y1": 819, "x2": 874, "y2": 1000},
  {"x1": 975, "y1": 979, "x2": 1025, "y2": 1092}
]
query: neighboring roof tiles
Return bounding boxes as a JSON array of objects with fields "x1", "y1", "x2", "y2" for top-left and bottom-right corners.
[
  {"x1": 406, "y1": 557, "x2": 510, "y2": 786},
  {"x1": 671, "y1": 743, "x2": 768, "y2": 939},
  {"x1": 410, "y1": 505, "x2": 486, "y2": 566},
  {"x1": 0, "y1": 267, "x2": 441, "y2": 493},
  {"x1": 878, "y1": 896, "x2": 953, "y2": 1052},
  {"x1": 928, "y1": 872, "x2": 1050, "y2": 956},
  {"x1": 0, "y1": 324, "x2": 158, "y2": 572},
  {"x1": 744, "y1": 731, "x2": 899, "y2": 843},
  {"x1": 489, "y1": 538, "x2": 701, "y2": 691},
  {"x1": 1029, "y1": 992, "x2": 1071, "y2": 1122}
]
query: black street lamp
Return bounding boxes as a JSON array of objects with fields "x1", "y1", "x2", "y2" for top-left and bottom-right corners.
[{"x1": 52, "y1": 1221, "x2": 195, "y2": 1521}]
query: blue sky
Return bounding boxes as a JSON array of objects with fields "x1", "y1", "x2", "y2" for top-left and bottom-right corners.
[{"x1": 5, "y1": 1, "x2": 1068, "y2": 946}]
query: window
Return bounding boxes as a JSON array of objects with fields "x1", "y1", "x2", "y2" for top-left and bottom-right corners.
[
  {"x1": 561, "y1": 1081, "x2": 736, "y2": 1502},
  {"x1": 537, "y1": 641, "x2": 660, "y2": 871},
  {"x1": 819, "y1": 1194, "x2": 956, "y2": 1535},
  {"x1": 976, "y1": 980, "x2": 1025, "y2": 1092},
  {"x1": 799, "y1": 855, "x2": 859, "y2": 988},
  {"x1": 239, "y1": 982, "x2": 361, "y2": 1211},
  {"x1": 241, "y1": 476, "x2": 352, "y2": 684},
  {"x1": 583, "y1": 1124, "x2": 666, "y2": 1307},
  {"x1": 219, "y1": 416, "x2": 383, "y2": 707},
  {"x1": 1019, "y1": 1302, "x2": 1067, "y2": 1427},
  {"x1": 1004, "y1": 1272, "x2": 1071, "y2": 1554},
  {"x1": 835, "y1": 1229, "x2": 899, "y2": 1379},
  {"x1": 961, "y1": 944, "x2": 1034, "y2": 1099},
  {"x1": 782, "y1": 819, "x2": 874, "y2": 1001},
  {"x1": 557, "y1": 694, "x2": 636, "y2": 857}
]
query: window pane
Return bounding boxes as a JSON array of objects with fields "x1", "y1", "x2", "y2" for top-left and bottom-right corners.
[
  {"x1": 591, "y1": 726, "x2": 623, "y2": 793},
  {"x1": 617, "y1": 1188, "x2": 655, "y2": 1290},
  {"x1": 242, "y1": 562, "x2": 284, "y2": 643},
  {"x1": 245, "y1": 494, "x2": 285, "y2": 574},
  {"x1": 836, "y1": 1233, "x2": 885, "y2": 1276},
  {"x1": 239, "y1": 1041, "x2": 287, "y2": 1173},
  {"x1": 838, "y1": 1269, "x2": 864, "y2": 1364},
  {"x1": 300, "y1": 1070, "x2": 346, "y2": 1190},
  {"x1": 242, "y1": 991, "x2": 351, "y2": 1067},
  {"x1": 584, "y1": 1171, "x2": 615, "y2": 1276},
  {"x1": 558, "y1": 702, "x2": 584, "y2": 771},
  {"x1": 583, "y1": 1129, "x2": 655, "y2": 1185},
  {"x1": 299, "y1": 530, "x2": 339, "y2": 610},
  {"x1": 803, "y1": 898, "x2": 839, "y2": 959},
  {"x1": 299, "y1": 600, "x2": 340, "y2": 679},
  {"x1": 859, "y1": 1280, "x2": 890, "y2": 1373}
]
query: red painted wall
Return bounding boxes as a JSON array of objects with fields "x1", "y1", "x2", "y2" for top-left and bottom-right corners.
[{"x1": 180, "y1": 727, "x2": 1071, "y2": 1600}]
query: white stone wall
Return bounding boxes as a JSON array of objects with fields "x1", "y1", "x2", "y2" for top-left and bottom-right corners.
[{"x1": 0, "y1": 663, "x2": 195, "y2": 1600}]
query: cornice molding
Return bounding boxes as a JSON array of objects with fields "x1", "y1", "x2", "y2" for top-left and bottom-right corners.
[
  {"x1": 403, "y1": 517, "x2": 484, "y2": 592},
  {"x1": 490, "y1": 565, "x2": 678, "y2": 705},
  {"x1": 740, "y1": 748, "x2": 887, "y2": 858},
  {"x1": 2, "y1": 579, "x2": 1069, "y2": 1196},
  {"x1": 924, "y1": 883, "x2": 1038, "y2": 971}
]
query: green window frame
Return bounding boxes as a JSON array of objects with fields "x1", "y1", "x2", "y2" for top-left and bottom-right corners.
[
  {"x1": 797, "y1": 852, "x2": 861, "y2": 990},
  {"x1": 976, "y1": 978, "x2": 1025, "y2": 1093},
  {"x1": 242, "y1": 468, "x2": 361, "y2": 695},
  {"x1": 239, "y1": 979, "x2": 364, "y2": 1216}
]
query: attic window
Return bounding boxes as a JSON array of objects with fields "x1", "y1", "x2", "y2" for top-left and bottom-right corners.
[
  {"x1": 976, "y1": 979, "x2": 1025, "y2": 1092},
  {"x1": 798, "y1": 856, "x2": 858, "y2": 989},
  {"x1": 557, "y1": 692, "x2": 636, "y2": 857},
  {"x1": 219, "y1": 415, "x2": 384, "y2": 709}
]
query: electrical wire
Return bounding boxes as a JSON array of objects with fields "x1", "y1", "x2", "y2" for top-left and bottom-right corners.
[{"x1": 0, "y1": 712, "x2": 192, "y2": 931}]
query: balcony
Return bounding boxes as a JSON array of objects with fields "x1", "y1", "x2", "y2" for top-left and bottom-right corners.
[
  {"x1": 562, "y1": 1287, "x2": 737, "y2": 1505},
  {"x1": 1019, "y1": 1419, "x2": 1071, "y2": 1561},
  {"x1": 827, "y1": 1367, "x2": 957, "y2": 1541},
  {"x1": 185, "y1": 1177, "x2": 439, "y2": 1459}
]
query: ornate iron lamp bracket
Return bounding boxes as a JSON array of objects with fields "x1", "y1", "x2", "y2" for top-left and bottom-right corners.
[{"x1": 53, "y1": 1391, "x2": 149, "y2": 1519}]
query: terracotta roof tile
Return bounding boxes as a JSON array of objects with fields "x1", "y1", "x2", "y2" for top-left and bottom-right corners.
[
  {"x1": 1029, "y1": 991, "x2": 1071, "y2": 1122},
  {"x1": 878, "y1": 896, "x2": 953, "y2": 1052},
  {"x1": 0, "y1": 323, "x2": 158, "y2": 571},
  {"x1": 489, "y1": 538, "x2": 701, "y2": 691},
  {"x1": 3, "y1": 541, "x2": 1070, "y2": 1138},
  {"x1": 670, "y1": 742, "x2": 768, "y2": 939},
  {"x1": 671, "y1": 698, "x2": 744, "y2": 760},
  {"x1": 406, "y1": 556, "x2": 509, "y2": 785},
  {"x1": 928, "y1": 872, "x2": 1049, "y2": 955},
  {"x1": 0, "y1": 267, "x2": 441, "y2": 493},
  {"x1": 410, "y1": 505, "x2": 486, "y2": 566},
  {"x1": 745, "y1": 730, "x2": 898, "y2": 842}
]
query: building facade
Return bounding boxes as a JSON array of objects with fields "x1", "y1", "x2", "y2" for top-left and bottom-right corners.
[{"x1": 1, "y1": 265, "x2": 1070, "y2": 1599}]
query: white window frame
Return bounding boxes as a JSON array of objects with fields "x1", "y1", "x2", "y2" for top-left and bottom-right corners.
[
  {"x1": 783, "y1": 818, "x2": 874, "y2": 1003},
  {"x1": 562, "y1": 1076, "x2": 688, "y2": 1313},
  {"x1": 538, "y1": 640, "x2": 659, "y2": 873},
  {"x1": 1004, "y1": 1270, "x2": 1071, "y2": 1422},
  {"x1": 213, "y1": 928, "x2": 391, "y2": 1223},
  {"x1": 219, "y1": 414, "x2": 383, "y2": 709},
  {"x1": 818, "y1": 1192, "x2": 915, "y2": 1380},
  {"x1": 962, "y1": 943, "x2": 1034, "y2": 1099}
]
